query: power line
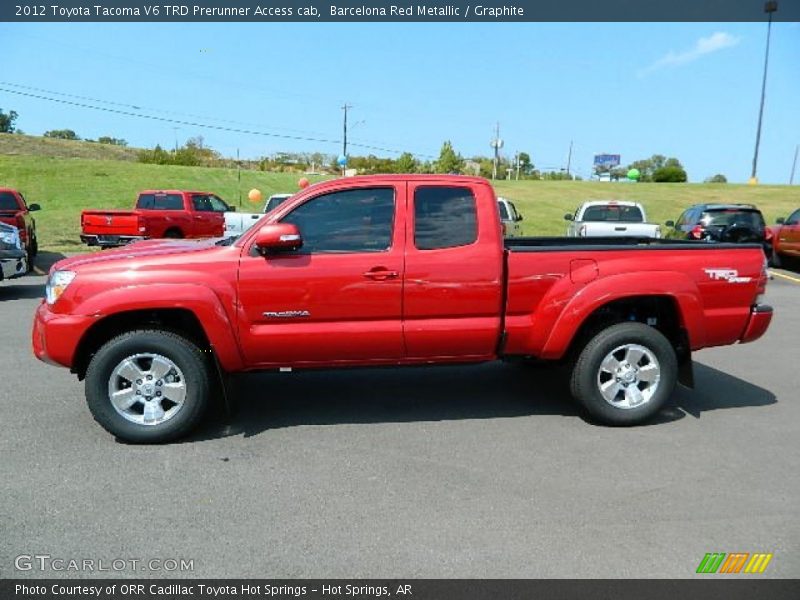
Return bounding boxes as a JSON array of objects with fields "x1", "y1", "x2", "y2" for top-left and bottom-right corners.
[{"x1": 0, "y1": 86, "x2": 435, "y2": 158}]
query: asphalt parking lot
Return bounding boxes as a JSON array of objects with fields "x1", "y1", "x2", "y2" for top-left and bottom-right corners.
[{"x1": 1, "y1": 267, "x2": 798, "y2": 579}]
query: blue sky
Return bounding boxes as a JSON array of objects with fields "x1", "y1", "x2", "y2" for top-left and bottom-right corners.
[{"x1": 1, "y1": 21, "x2": 798, "y2": 183}]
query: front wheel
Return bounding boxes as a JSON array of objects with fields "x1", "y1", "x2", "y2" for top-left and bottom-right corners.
[
  {"x1": 570, "y1": 322, "x2": 677, "y2": 426},
  {"x1": 85, "y1": 330, "x2": 212, "y2": 443}
]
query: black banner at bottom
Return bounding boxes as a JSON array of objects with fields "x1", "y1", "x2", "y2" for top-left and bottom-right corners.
[{"x1": 3, "y1": 580, "x2": 800, "y2": 600}]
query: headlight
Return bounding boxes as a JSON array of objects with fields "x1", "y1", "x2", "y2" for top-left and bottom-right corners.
[
  {"x1": 46, "y1": 270, "x2": 77, "y2": 305},
  {"x1": 0, "y1": 231, "x2": 20, "y2": 250}
]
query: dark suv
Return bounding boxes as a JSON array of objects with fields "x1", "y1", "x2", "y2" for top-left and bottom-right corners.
[{"x1": 664, "y1": 204, "x2": 772, "y2": 260}]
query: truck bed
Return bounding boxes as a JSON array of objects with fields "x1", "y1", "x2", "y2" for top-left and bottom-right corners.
[{"x1": 505, "y1": 236, "x2": 762, "y2": 251}]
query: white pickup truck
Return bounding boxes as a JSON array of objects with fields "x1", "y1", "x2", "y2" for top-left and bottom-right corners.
[
  {"x1": 565, "y1": 200, "x2": 661, "y2": 238},
  {"x1": 223, "y1": 193, "x2": 293, "y2": 239}
]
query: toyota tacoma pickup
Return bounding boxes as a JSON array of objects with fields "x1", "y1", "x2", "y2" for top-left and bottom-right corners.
[
  {"x1": 33, "y1": 175, "x2": 773, "y2": 443},
  {"x1": 565, "y1": 201, "x2": 661, "y2": 239},
  {"x1": 0, "y1": 187, "x2": 40, "y2": 270},
  {"x1": 80, "y1": 190, "x2": 234, "y2": 247}
]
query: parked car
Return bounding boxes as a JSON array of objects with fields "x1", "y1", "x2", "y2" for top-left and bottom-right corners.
[
  {"x1": 0, "y1": 187, "x2": 40, "y2": 270},
  {"x1": 766, "y1": 208, "x2": 800, "y2": 268},
  {"x1": 80, "y1": 190, "x2": 234, "y2": 247},
  {"x1": 497, "y1": 196, "x2": 523, "y2": 237},
  {"x1": 224, "y1": 193, "x2": 293, "y2": 239},
  {"x1": 0, "y1": 222, "x2": 27, "y2": 282},
  {"x1": 565, "y1": 201, "x2": 661, "y2": 238},
  {"x1": 663, "y1": 203, "x2": 772, "y2": 260},
  {"x1": 34, "y1": 175, "x2": 771, "y2": 443}
]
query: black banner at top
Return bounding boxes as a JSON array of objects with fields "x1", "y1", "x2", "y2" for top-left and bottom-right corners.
[{"x1": 3, "y1": 0, "x2": 800, "y2": 22}]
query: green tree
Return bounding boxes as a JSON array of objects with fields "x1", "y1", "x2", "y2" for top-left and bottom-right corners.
[
  {"x1": 97, "y1": 136, "x2": 128, "y2": 146},
  {"x1": 0, "y1": 108, "x2": 18, "y2": 133},
  {"x1": 44, "y1": 129, "x2": 80, "y2": 140},
  {"x1": 705, "y1": 174, "x2": 728, "y2": 183},
  {"x1": 517, "y1": 152, "x2": 534, "y2": 175},
  {"x1": 653, "y1": 165, "x2": 688, "y2": 182},
  {"x1": 395, "y1": 152, "x2": 418, "y2": 174},
  {"x1": 434, "y1": 141, "x2": 464, "y2": 174}
]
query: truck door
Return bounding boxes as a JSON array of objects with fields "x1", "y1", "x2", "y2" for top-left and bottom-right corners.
[
  {"x1": 237, "y1": 184, "x2": 406, "y2": 366},
  {"x1": 190, "y1": 194, "x2": 225, "y2": 238},
  {"x1": 783, "y1": 209, "x2": 800, "y2": 255},
  {"x1": 403, "y1": 183, "x2": 504, "y2": 359}
]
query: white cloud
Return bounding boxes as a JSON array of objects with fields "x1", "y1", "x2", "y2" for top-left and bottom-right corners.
[{"x1": 638, "y1": 32, "x2": 741, "y2": 77}]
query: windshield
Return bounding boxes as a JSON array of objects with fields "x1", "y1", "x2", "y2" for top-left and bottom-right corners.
[
  {"x1": 265, "y1": 195, "x2": 291, "y2": 213},
  {"x1": 0, "y1": 192, "x2": 20, "y2": 211},
  {"x1": 701, "y1": 209, "x2": 765, "y2": 229},
  {"x1": 582, "y1": 205, "x2": 644, "y2": 222}
]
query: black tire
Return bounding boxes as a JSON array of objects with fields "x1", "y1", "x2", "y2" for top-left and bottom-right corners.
[
  {"x1": 768, "y1": 250, "x2": 782, "y2": 269},
  {"x1": 85, "y1": 330, "x2": 212, "y2": 443},
  {"x1": 164, "y1": 229, "x2": 183, "y2": 239},
  {"x1": 569, "y1": 322, "x2": 677, "y2": 426}
]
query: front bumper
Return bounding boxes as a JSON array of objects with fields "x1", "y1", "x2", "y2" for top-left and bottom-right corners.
[
  {"x1": 0, "y1": 252, "x2": 27, "y2": 280},
  {"x1": 32, "y1": 302, "x2": 97, "y2": 368},
  {"x1": 739, "y1": 304, "x2": 773, "y2": 344},
  {"x1": 80, "y1": 234, "x2": 147, "y2": 247}
]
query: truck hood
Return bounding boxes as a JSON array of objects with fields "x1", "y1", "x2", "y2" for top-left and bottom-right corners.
[{"x1": 52, "y1": 238, "x2": 225, "y2": 273}]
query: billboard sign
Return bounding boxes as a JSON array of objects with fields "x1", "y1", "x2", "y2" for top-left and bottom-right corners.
[{"x1": 593, "y1": 154, "x2": 621, "y2": 170}]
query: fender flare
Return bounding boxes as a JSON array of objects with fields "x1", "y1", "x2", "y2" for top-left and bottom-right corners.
[
  {"x1": 536, "y1": 271, "x2": 706, "y2": 359},
  {"x1": 72, "y1": 283, "x2": 244, "y2": 371}
]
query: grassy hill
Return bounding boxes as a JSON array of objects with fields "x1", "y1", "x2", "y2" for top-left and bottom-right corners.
[
  {"x1": 0, "y1": 132, "x2": 140, "y2": 161},
  {"x1": 0, "y1": 152, "x2": 798, "y2": 253}
]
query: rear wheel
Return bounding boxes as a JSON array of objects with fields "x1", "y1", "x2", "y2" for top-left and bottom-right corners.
[
  {"x1": 570, "y1": 322, "x2": 677, "y2": 426},
  {"x1": 85, "y1": 330, "x2": 212, "y2": 443},
  {"x1": 164, "y1": 229, "x2": 183, "y2": 239}
]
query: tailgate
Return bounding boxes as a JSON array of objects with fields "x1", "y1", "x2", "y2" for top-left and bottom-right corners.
[{"x1": 81, "y1": 211, "x2": 142, "y2": 235}]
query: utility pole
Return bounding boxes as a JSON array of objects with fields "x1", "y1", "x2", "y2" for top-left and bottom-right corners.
[
  {"x1": 490, "y1": 122, "x2": 503, "y2": 180},
  {"x1": 566, "y1": 140, "x2": 573, "y2": 178},
  {"x1": 341, "y1": 103, "x2": 352, "y2": 159},
  {"x1": 750, "y1": 1, "x2": 778, "y2": 184},
  {"x1": 791, "y1": 144, "x2": 799, "y2": 185},
  {"x1": 515, "y1": 152, "x2": 520, "y2": 181},
  {"x1": 237, "y1": 148, "x2": 241, "y2": 207}
]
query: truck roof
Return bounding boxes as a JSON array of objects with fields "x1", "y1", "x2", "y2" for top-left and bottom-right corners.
[
  {"x1": 302, "y1": 174, "x2": 491, "y2": 193},
  {"x1": 579, "y1": 200, "x2": 642, "y2": 208},
  {"x1": 137, "y1": 190, "x2": 214, "y2": 195}
]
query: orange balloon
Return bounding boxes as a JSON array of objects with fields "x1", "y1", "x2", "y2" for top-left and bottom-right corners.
[
  {"x1": 298, "y1": 177, "x2": 310, "y2": 189},
  {"x1": 248, "y1": 188, "x2": 263, "y2": 203}
]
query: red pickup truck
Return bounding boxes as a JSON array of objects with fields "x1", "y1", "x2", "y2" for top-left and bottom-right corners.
[
  {"x1": 767, "y1": 208, "x2": 800, "y2": 268},
  {"x1": 33, "y1": 175, "x2": 773, "y2": 443},
  {"x1": 80, "y1": 190, "x2": 232, "y2": 247},
  {"x1": 0, "y1": 187, "x2": 40, "y2": 269}
]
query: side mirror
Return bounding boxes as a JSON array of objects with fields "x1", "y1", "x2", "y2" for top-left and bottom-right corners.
[
  {"x1": 29, "y1": 203, "x2": 41, "y2": 211},
  {"x1": 665, "y1": 220, "x2": 675, "y2": 227},
  {"x1": 564, "y1": 213, "x2": 573, "y2": 221},
  {"x1": 228, "y1": 206, "x2": 237, "y2": 212},
  {"x1": 254, "y1": 223, "x2": 303, "y2": 253},
  {"x1": 776, "y1": 217, "x2": 785, "y2": 224},
  {"x1": 515, "y1": 214, "x2": 524, "y2": 222}
]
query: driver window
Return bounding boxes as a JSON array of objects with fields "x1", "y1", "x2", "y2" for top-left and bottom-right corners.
[
  {"x1": 787, "y1": 209, "x2": 800, "y2": 225},
  {"x1": 280, "y1": 187, "x2": 395, "y2": 253}
]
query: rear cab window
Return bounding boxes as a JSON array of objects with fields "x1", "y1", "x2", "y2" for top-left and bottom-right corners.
[
  {"x1": 582, "y1": 205, "x2": 644, "y2": 222},
  {"x1": 414, "y1": 186, "x2": 478, "y2": 250},
  {"x1": 701, "y1": 209, "x2": 765, "y2": 229},
  {"x1": 137, "y1": 193, "x2": 184, "y2": 210}
]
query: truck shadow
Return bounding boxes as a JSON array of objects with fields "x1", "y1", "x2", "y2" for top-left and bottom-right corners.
[
  {"x1": 0, "y1": 278, "x2": 46, "y2": 300},
  {"x1": 187, "y1": 360, "x2": 776, "y2": 442}
]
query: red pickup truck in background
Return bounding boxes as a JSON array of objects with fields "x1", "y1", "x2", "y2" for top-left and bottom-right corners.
[
  {"x1": 34, "y1": 175, "x2": 772, "y2": 443},
  {"x1": 80, "y1": 190, "x2": 233, "y2": 247},
  {"x1": 767, "y1": 208, "x2": 800, "y2": 268},
  {"x1": 0, "y1": 187, "x2": 40, "y2": 269}
]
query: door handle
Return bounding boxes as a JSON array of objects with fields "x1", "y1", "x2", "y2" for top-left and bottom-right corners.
[{"x1": 363, "y1": 268, "x2": 399, "y2": 281}]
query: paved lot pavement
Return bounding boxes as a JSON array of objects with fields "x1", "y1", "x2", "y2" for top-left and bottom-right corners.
[{"x1": 1, "y1": 267, "x2": 798, "y2": 579}]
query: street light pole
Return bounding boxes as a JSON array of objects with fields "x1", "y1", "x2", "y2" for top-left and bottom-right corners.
[{"x1": 749, "y1": 1, "x2": 778, "y2": 184}]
